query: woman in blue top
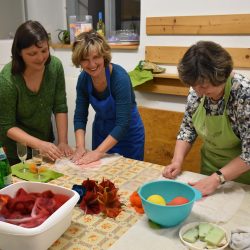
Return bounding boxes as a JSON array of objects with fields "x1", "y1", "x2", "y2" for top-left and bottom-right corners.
[{"x1": 71, "y1": 31, "x2": 145, "y2": 164}]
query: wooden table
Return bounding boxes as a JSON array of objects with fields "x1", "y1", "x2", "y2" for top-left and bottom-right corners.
[{"x1": 12, "y1": 157, "x2": 250, "y2": 250}]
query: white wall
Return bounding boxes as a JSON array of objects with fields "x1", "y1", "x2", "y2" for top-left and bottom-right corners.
[
  {"x1": 1, "y1": 0, "x2": 250, "y2": 148},
  {"x1": 25, "y1": 0, "x2": 67, "y2": 43},
  {"x1": 0, "y1": 0, "x2": 25, "y2": 39},
  {"x1": 0, "y1": 40, "x2": 13, "y2": 70}
]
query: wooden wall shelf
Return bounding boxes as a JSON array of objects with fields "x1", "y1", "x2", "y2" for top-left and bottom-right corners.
[
  {"x1": 50, "y1": 43, "x2": 139, "y2": 50},
  {"x1": 140, "y1": 14, "x2": 250, "y2": 96},
  {"x1": 135, "y1": 73, "x2": 189, "y2": 96},
  {"x1": 146, "y1": 13, "x2": 250, "y2": 35}
]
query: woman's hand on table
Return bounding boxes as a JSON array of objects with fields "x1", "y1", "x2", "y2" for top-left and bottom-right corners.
[
  {"x1": 162, "y1": 162, "x2": 182, "y2": 179},
  {"x1": 70, "y1": 147, "x2": 87, "y2": 162},
  {"x1": 39, "y1": 141, "x2": 63, "y2": 161},
  {"x1": 189, "y1": 173, "x2": 220, "y2": 196},
  {"x1": 74, "y1": 150, "x2": 105, "y2": 165},
  {"x1": 58, "y1": 142, "x2": 73, "y2": 157}
]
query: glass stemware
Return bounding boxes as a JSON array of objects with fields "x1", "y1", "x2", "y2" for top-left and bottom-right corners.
[
  {"x1": 32, "y1": 149, "x2": 45, "y2": 180},
  {"x1": 16, "y1": 142, "x2": 27, "y2": 173}
]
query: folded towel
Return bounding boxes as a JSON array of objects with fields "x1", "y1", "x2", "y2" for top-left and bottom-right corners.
[
  {"x1": 128, "y1": 65, "x2": 153, "y2": 87},
  {"x1": 230, "y1": 227, "x2": 250, "y2": 250},
  {"x1": 11, "y1": 163, "x2": 63, "y2": 183}
]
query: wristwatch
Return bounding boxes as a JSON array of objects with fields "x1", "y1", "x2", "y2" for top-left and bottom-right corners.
[{"x1": 215, "y1": 170, "x2": 226, "y2": 185}]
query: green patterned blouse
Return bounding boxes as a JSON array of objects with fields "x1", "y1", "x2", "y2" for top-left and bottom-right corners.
[{"x1": 0, "y1": 56, "x2": 68, "y2": 163}]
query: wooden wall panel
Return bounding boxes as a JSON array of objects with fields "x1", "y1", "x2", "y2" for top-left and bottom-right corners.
[
  {"x1": 146, "y1": 14, "x2": 250, "y2": 35},
  {"x1": 145, "y1": 46, "x2": 250, "y2": 68},
  {"x1": 139, "y1": 106, "x2": 202, "y2": 173}
]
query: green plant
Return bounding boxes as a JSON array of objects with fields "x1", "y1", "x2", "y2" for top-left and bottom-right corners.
[{"x1": 57, "y1": 29, "x2": 70, "y2": 44}]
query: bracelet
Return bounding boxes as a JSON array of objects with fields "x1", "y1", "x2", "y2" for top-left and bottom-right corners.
[{"x1": 215, "y1": 170, "x2": 226, "y2": 185}]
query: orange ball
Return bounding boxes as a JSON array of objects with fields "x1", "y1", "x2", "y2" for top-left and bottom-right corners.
[{"x1": 167, "y1": 196, "x2": 189, "y2": 206}]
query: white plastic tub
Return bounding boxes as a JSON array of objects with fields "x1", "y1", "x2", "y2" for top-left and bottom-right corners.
[{"x1": 0, "y1": 182, "x2": 80, "y2": 250}]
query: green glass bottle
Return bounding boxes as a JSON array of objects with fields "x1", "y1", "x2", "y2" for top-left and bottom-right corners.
[
  {"x1": 97, "y1": 11, "x2": 105, "y2": 36},
  {"x1": 0, "y1": 146, "x2": 12, "y2": 189}
]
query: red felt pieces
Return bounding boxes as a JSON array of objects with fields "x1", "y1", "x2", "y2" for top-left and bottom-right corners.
[
  {"x1": 0, "y1": 188, "x2": 70, "y2": 228},
  {"x1": 78, "y1": 178, "x2": 122, "y2": 218}
]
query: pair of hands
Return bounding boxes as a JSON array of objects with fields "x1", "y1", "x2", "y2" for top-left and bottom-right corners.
[
  {"x1": 39, "y1": 141, "x2": 73, "y2": 161},
  {"x1": 162, "y1": 162, "x2": 220, "y2": 197},
  {"x1": 39, "y1": 142, "x2": 105, "y2": 165},
  {"x1": 70, "y1": 147, "x2": 105, "y2": 165}
]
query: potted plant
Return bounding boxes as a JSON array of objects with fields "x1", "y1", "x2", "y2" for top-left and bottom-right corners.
[{"x1": 57, "y1": 29, "x2": 70, "y2": 44}]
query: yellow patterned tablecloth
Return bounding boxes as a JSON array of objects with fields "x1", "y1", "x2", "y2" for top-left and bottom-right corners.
[{"x1": 14, "y1": 157, "x2": 163, "y2": 250}]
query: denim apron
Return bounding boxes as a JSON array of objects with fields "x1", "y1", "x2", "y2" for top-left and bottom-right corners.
[
  {"x1": 192, "y1": 78, "x2": 250, "y2": 184},
  {"x1": 88, "y1": 67, "x2": 145, "y2": 160}
]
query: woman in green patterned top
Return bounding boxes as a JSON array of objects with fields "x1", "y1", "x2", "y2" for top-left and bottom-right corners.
[{"x1": 0, "y1": 20, "x2": 72, "y2": 165}]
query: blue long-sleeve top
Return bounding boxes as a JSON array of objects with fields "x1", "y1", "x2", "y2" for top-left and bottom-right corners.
[{"x1": 74, "y1": 63, "x2": 137, "y2": 141}]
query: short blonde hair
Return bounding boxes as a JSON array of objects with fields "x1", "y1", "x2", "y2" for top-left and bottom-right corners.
[{"x1": 72, "y1": 30, "x2": 111, "y2": 67}]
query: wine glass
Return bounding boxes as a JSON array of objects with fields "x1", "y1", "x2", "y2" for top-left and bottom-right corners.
[
  {"x1": 17, "y1": 142, "x2": 27, "y2": 173},
  {"x1": 32, "y1": 149, "x2": 45, "y2": 180}
]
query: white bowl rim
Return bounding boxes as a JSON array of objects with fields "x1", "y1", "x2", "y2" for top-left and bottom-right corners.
[{"x1": 179, "y1": 221, "x2": 231, "y2": 250}]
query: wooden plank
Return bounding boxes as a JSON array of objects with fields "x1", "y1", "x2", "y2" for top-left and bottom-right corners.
[
  {"x1": 146, "y1": 46, "x2": 187, "y2": 65},
  {"x1": 146, "y1": 14, "x2": 250, "y2": 35},
  {"x1": 138, "y1": 106, "x2": 202, "y2": 173},
  {"x1": 152, "y1": 73, "x2": 179, "y2": 79},
  {"x1": 145, "y1": 46, "x2": 250, "y2": 68},
  {"x1": 135, "y1": 77, "x2": 189, "y2": 96},
  {"x1": 50, "y1": 43, "x2": 139, "y2": 50}
]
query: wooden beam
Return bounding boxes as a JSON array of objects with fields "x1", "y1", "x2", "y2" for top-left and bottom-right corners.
[
  {"x1": 145, "y1": 46, "x2": 250, "y2": 68},
  {"x1": 146, "y1": 14, "x2": 250, "y2": 35}
]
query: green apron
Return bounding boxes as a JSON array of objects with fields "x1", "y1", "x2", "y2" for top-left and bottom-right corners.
[{"x1": 192, "y1": 77, "x2": 250, "y2": 184}]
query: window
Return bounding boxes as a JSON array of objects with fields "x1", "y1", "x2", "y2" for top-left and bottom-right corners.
[{"x1": 65, "y1": 0, "x2": 140, "y2": 42}]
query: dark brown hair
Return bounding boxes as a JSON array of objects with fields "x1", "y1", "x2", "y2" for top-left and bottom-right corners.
[
  {"x1": 72, "y1": 30, "x2": 111, "y2": 67},
  {"x1": 11, "y1": 20, "x2": 51, "y2": 75},
  {"x1": 177, "y1": 41, "x2": 233, "y2": 87}
]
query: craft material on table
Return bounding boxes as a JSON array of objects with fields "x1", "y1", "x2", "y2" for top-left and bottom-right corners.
[
  {"x1": 230, "y1": 226, "x2": 250, "y2": 250},
  {"x1": 176, "y1": 171, "x2": 246, "y2": 223},
  {"x1": 108, "y1": 215, "x2": 187, "y2": 250},
  {"x1": 10, "y1": 158, "x2": 250, "y2": 250},
  {"x1": 11, "y1": 163, "x2": 63, "y2": 182},
  {"x1": 54, "y1": 153, "x2": 122, "y2": 174},
  {"x1": 110, "y1": 172, "x2": 248, "y2": 250}
]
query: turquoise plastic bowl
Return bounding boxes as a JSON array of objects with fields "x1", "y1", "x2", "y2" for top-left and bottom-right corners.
[{"x1": 138, "y1": 180, "x2": 202, "y2": 227}]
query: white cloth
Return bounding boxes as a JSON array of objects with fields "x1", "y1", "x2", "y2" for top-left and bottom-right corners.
[
  {"x1": 108, "y1": 215, "x2": 187, "y2": 250},
  {"x1": 54, "y1": 154, "x2": 122, "y2": 173},
  {"x1": 175, "y1": 171, "x2": 246, "y2": 223},
  {"x1": 230, "y1": 226, "x2": 250, "y2": 250}
]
